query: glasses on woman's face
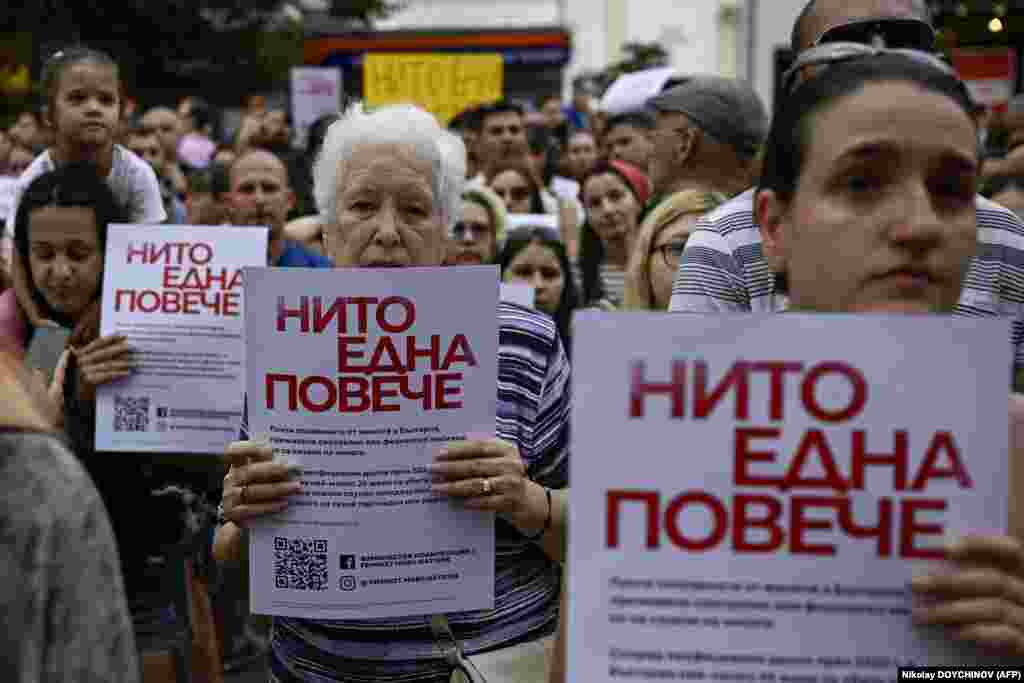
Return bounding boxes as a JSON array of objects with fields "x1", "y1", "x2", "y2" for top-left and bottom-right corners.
[
  {"x1": 654, "y1": 239, "x2": 688, "y2": 268},
  {"x1": 493, "y1": 185, "x2": 531, "y2": 204},
  {"x1": 450, "y1": 220, "x2": 490, "y2": 242}
]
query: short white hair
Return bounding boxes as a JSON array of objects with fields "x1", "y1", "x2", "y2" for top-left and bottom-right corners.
[{"x1": 313, "y1": 103, "x2": 466, "y2": 230}]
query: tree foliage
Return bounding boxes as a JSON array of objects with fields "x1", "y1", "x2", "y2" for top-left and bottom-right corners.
[
  {"x1": 0, "y1": 0, "x2": 398, "y2": 101},
  {"x1": 594, "y1": 42, "x2": 671, "y2": 94},
  {"x1": 329, "y1": 0, "x2": 403, "y2": 21}
]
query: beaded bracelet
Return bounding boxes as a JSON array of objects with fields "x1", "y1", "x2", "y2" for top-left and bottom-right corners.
[{"x1": 522, "y1": 486, "x2": 552, "y2": 542}]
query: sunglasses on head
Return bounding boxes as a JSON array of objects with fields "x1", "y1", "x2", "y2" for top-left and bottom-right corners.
[
  {"x1": 783, "y1": 41, "x2": 956, "y2": 95},
  {"x1": 506, "y1": 225, "x2": 561, "y2": 243},
  {"x1": 814, "y1": 17, "x2": 936, "y2": 51},
  {"x1": 24, "y1": 182, "x2": 96, "y2": 207}
]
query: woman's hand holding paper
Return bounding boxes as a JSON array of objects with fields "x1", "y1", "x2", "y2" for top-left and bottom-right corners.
[
  {"x1": 430, "y1": 437, "x2": 548, "y2": 534},
  {"x1": 220, "y1": 439, "x2": 303, "y2": 527}
]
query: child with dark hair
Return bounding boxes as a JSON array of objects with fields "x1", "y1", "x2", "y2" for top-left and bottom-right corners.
[{"x1": 3, "y1": 46, "x2": 165, "y2": 328}]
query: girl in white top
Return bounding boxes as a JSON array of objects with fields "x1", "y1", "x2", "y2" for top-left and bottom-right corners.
[{"x1": 2, "y1": 47, "x2": 165, "y2": 325}]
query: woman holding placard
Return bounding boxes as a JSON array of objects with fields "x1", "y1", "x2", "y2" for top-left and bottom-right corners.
[
  {"x1": 753, "y1": 50, "x2": 1024, "y2": 653},
  {"x1": 215, "y1": 103, "x2": 570, "y2": 683},
  {"x1": 549, "y1": 51, "x2": 1024, "y2": 682},
  {"x1": 2, "y1": 163, "x2": 129, "y2": 379},
  {"x1": 6, "y1": 162, "x2": 220, "y2": 682}
]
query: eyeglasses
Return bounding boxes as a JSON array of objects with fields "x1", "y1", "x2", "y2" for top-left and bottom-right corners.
[
  {"x1": 654, "y1": 240, "x2": 687, "y2": 268},
  {"x1": 814, "y1": 17, "x2": 936, "y2": 51},
  {"x1": 493, "y1": 186, "x2": 532, "y2": 203},
  {"x1": 782, "y1": 42, "x2": 957, "y2": 95},
  {"x1": 450, "y1": 221, "x2": 491, "y2": 241}
]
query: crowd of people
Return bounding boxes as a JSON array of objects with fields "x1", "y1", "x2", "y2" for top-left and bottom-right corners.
[{"x1": 4, "y1": 0, "x2": 1024, "y2": 681}]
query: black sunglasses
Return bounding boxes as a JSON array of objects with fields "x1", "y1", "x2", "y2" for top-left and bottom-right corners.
[
  {"x1": 783, "y1": 42, "x2": 956, "y2": 95},
  {"x1": 814, "y1": 17, "x2": 936, "y2": 51},
  {"x1": 506, "y1": 225, "x2": 561, "y2": 243}
]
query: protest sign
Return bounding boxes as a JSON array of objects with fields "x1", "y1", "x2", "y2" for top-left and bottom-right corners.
[
  {"x1": 599, "y1": 67, "x2": 676, "y2": 116},
  {"x1": 505, "y1": 213, "x2": 559, "y2": 234},
  {"x1": 244, "y1": 266, "x2": 499, "y2": 620},
  {"x1": 500, "y1": 282, "x2": 535, "y2": 309},
  {"x1": 569, "y1": 313, "x2": 1011, "y2": 680},
  {"x1": 363, "y1": 53, "x2": 503, "y2": 125},
  {"x1": 96, "y1": 224, "x2": 267, "y2": 453},
  {"x1": 290, "y1": 66, "x2": 343, "y2": 149}
]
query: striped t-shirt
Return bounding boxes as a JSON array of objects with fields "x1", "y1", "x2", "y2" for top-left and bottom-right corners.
[
  {"x1": 669, "y1": 188, "x2": 1024, "y2": 369},
  {"x1": 259, "y1": 301, "x2": 571, "y2": 682},
  {"x1": 599, "y1": 263, "x2": 627, "y2": 307},
  {"x1": 570, "y1": 261, "x2": 627, "y2": 307}
]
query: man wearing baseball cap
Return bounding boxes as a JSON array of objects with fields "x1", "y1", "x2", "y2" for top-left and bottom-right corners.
[
  {"x1": 668, "y1": 0, "x2": 1024, "y2": 391},
  {"x1": 646, "y1": 75, "x2": 767, "y2": 201}
]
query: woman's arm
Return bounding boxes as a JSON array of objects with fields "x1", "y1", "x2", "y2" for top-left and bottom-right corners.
[
  {"x1": 502, "y1": 482, "x2": 567, "y2": 563},
  {"x1": 213, "y1": 520, "x2": 248, "y2": 566}
]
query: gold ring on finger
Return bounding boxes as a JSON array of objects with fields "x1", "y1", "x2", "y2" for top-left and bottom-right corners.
[
  {"x1": 481, "y1": 478, "x2": 492, "y2": 496},
  {"x1": 240, "y1": 484, "x2": 248, "y2": 505}
]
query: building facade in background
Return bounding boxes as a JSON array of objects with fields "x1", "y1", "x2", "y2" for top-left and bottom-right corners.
[
  {"x1": 367, "y1": 0, "x2": 745, "y2": 101},
  {"x1": 305, "y1": 0, "x2": 1023, "y2": 118},
  {"x1": 300, "y1": 0, "x2": 799, "y2": 114}
]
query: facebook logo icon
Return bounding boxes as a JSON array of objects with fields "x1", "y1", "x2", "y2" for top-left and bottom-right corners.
[{"x1": 339, "y1": 554, "x2": 357, "y2": 570}]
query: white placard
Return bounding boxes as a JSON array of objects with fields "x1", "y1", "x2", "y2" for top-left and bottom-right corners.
[
  {"x1": 505, "y1": 213, "x2": 559, "y2": 235},
  {"x1": 599, "y1": 67, "x2": 677, "y2": 115},
  {"x1": 245, "y1": 266, "x2": 499, "y2": 620},
  {"x1": 96, "y1": 224, "x2": 268, "y2": 453},
  {"x1": 290, "y1": 67, "x2": 343, "y2": 149},
  {"x1": 500, "y1": 282, "x2": 535, "y2": 309},
  {"x1": 0, "y1": 175, "x2": 18, "y2": 222},
  {"x1": 570, "y1": 313, "x2": 1011, "y2": 680}
]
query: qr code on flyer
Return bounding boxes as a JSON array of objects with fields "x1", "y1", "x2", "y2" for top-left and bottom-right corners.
[
  {"x1": 274, "y1": 537, "x2": 329, "y2": 591},
  {"x1": 113, "y1": 396, "x2": 150, "y2": 432}
]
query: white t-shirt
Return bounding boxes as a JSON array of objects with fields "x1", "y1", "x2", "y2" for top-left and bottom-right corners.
[
  {"x1": 0, "y1": 176, "x2": 19, "y2": 266},
  {"x1": 3, "y1": 144, "x2": 166, "y2": 244}
]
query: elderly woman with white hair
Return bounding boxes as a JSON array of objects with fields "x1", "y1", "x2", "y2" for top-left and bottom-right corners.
[{"x1": 213, "y1": 104, "x2": 569, "y2": 683}]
